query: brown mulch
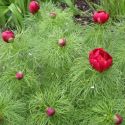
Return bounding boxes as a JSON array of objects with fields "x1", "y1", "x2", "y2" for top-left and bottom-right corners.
[
  {"x1": 74, "y1": 0, "x2": 99, "y2": 25},
  {"x1": 60, "y1": 0, "x2": 99, "y2": 25},
  {"x1": 75, "y1": 0, "x2": 99, "y2": 11}
]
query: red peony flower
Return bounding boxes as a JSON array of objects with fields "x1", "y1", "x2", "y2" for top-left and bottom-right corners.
[
  {"x1": 114, "y1": 114, "x2": 123, "y2": 125},
  {"x1": 46, "y1": 107, "x2": 55, "y2": 117},
  {"x1": 93, "y1": 10, "x2": 109, "y2": 24},
  {"x1": 89, "y1": 48, "x2": 113, "y2": 72},
  {"x1": 16, "y1": 72, "x2": 24, "y2": 80},
  {"x1": 29, "y1": 1, "x2": 40, "y2": 14},
  {"x1": 2, "y1": 30, "x2": 15, "y2": 43}
]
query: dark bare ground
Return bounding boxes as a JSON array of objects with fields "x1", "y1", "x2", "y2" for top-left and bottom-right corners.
[
  {"x1": 74, "y1": 0, "x2": 99, "y2": 25},
  {"x1": 60, "y1": 0, "x2": 99, "y2": 25}
]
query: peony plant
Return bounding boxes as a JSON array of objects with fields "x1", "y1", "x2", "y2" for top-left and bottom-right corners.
[{"x1": 0, "y1": 2, "x2": 125, "y2": 125}]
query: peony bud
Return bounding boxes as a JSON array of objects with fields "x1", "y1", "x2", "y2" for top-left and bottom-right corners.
[
  {"x1": 16, "y1": 72, "x2": 24, "y2": 80},
  {"x1": 50, "y1": 12, "x2": 57, "y2": 18},
  {"x1": 29, "y1": 1, "x2": 40, "y2": 14},
  {"x1": 114, "y1": 114, "x2": 123, "y2": 125},
  {"x1": 46, "y1": 107, "x2": 55, "y2": 117},
  {"x1": 2, "y1": 30, "x2": 15, "y2": 43},
  {"x1": 58, "y1": 38, "x2": 66, "y2": 47}
]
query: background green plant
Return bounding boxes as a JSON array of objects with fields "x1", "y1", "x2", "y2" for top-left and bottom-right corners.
[
  {"x1": 0, "y1": 0, "x2": 30, "y2": 29},
  {"x1": 94, "y1": 0, "x2": 125, "y2": 19},
  {"x1": 0, "y1": 0, "x2": 79, "y2": 30}
]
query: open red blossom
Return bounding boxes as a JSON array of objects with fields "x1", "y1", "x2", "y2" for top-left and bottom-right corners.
[
  {"x1": 114, "y1": 114, "x2": 123, "y2": 125},
  {"x1": 29, "y1": 1, "x2": 40, "y2": 14},
  {"x1": 89, "y1": 48, "x2": 113, "y2": 72},
  {"x1": 2, "y1": 30, "x2": 15, "y2": 43},
  {"x1": 93, "y1": 10, "x2": 109, "y2": 24}
]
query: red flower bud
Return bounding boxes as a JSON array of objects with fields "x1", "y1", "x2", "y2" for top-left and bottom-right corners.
[
  {"x1": 93, "y1": 10, "x2": 109, "y2": 24},
  {"x1": 2, "y1": 30, "x2": 15, "y2": 43},
  {"x1": 50, "y1": 12, "x2": 57, "y2": 18},
  {"x1": 16, "y1": 72, "x2": 24, "y2": 80},
  {"x1": 114, "y1": 114, "x2": 123, "y2": 125},
  {"x1": 46, "y1": 107, "x2": 55, "y2": 117},
  {"x1": 29, "y1": 1, "x2": 40, "y2": 14},
  {"x1": 58, "y1": 38, "x2": 66, "y2": 47},
  {"x1": 89, "y1": 48, "x2": 113, "y2": 72}
]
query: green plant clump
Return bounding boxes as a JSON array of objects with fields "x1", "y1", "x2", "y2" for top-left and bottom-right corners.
[{"x1": 0, "y1": 2, "x2": 125, "y2": 125}]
